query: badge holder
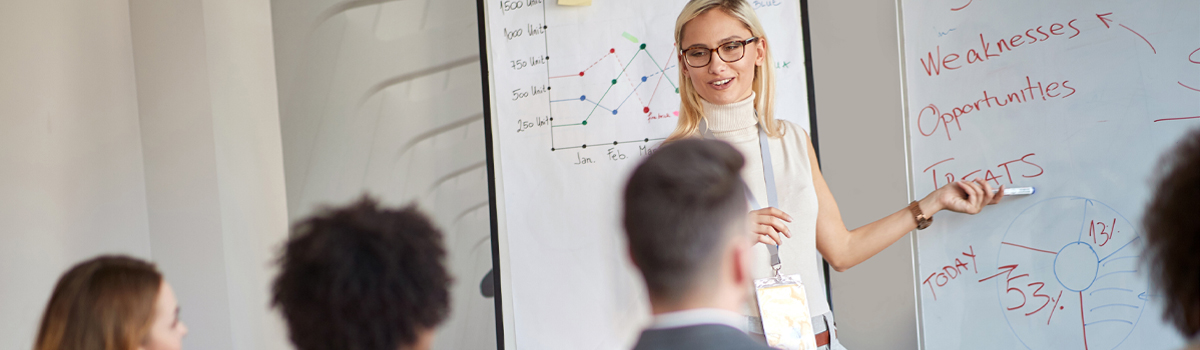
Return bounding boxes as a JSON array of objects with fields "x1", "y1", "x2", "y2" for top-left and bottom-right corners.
[{"x1": 755, "y1": 265, "x2": 818, "y2": 350}]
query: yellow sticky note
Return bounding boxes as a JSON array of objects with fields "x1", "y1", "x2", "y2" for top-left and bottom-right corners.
[{"x1": 559, "y1": 0, "x2": 592, "y2": 5}]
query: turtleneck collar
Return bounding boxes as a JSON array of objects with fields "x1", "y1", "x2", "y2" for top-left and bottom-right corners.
[{"x1": 701, "y1": 92, "x2": 757, "y2": 132}]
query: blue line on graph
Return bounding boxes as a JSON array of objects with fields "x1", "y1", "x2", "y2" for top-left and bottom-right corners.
[
  {"x1": 586, "y1": 99, "x2": 613, "y2": 112},
  {"x1": 1102, "y1": 255, "x2": 1139, "y2": 267},
  {"x1": 1085, "y1": 319, "x2": 1134, "y2": 326},
  {"x1": 616, "y1": 80, "x2": 646, "y2": 111},
  {"x1": 1099, "y1": 236, "x2": 1141, "y2": 263},
  {"x1": 1089, "y1": 303, "x2": 1139, "y2": 312},
  {"x1": 1089, "y1": 287, "x2": 1133, "y2": 296},
  {"x1": 1096, "y1": 270, "x2": 1137, "y2": 282}
]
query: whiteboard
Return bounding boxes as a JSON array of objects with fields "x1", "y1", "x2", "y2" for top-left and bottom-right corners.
[
  {"x1": 477, "y1": 0, "x2": 814, "y2": 348},
  {"x1": 899, "y1": 0, "x2": 1199, "y2": 349}
]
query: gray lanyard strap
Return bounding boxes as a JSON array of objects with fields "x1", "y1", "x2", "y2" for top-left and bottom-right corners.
[{"x1": 698, "y1": 117, "x2": 783, "y2": 273}]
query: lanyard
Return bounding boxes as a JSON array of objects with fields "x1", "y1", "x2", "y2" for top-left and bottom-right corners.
[{"x1": 698, "y1": 116, "x2": 783, "y2": 274}]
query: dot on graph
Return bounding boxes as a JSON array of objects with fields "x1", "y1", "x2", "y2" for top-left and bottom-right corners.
[
  {"x1": 582, "y1": 144, "x2": 587, "y2": 148},
  {"x1": 639, "y1": 43, "x2": 646, "y2": 50},
  {"x1": 581, "y1": 120, "x2": 588, "y2": 125},
  {"x1": 613, "y1": 141, "x2": 618, "y2": 145},
  {"x1": 579, "y1": 95, "x2": 586, "y2": 101},
  {"x1": 609, "y1": 48, "x2": 615, "y2": 53},
  {"x1": 578, "y1": 72, "x2": 584, "y2": 76},
  {"x1": 611, "y1": 110, "x2": 618, "y2": 115},
  {"x1": 611, "y1": 79, "x2": 617, "y2": 85},
  {"x1": 551, "y1": 148, "x2": 556, "y2": 151},
  {"x1": 641, "y1": 76, "x2": 647, "y2": 82},
  {"x1": 644, "y1": 138, "x2": 649, "y2": 142},
  {"x1": 675, "y1": 88, "x2": 679, "y2": 93},
  {"x1": 643, "y1": 107, "x2": 650, "y2": 113}
]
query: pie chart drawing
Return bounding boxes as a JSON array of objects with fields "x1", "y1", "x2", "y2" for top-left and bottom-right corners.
[{"x1": 986, "y1": 197, "x2": 1146, "y2": 350}]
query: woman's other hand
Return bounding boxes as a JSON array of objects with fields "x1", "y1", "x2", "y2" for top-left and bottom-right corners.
[{"x1": 749, "y1": 207, "x2": 793, "y2": 245}]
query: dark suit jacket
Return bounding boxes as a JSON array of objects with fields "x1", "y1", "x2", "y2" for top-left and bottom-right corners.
[{"x1": 630, "y1": 324, "x2": 775, "y2": 350}]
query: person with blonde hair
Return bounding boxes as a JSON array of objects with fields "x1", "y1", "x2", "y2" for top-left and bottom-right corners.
[
  {"x1": 669, "y1": 0, "x2": 1005, "y2": 347},
  {"x1": 34, "y1": 255, "x2": 188, "y2": 350}
]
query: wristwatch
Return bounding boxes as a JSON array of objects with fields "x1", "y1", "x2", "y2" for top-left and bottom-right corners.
[{"x1": 909, "y1": 201, "x2": 933, "y2": 230}]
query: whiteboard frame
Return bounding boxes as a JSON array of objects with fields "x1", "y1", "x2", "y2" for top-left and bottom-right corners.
[
  {"x1": 892, "y1": 0, "x2": 925, "y2": 349},
  {"x1": 475, "y1": 0, "x2": 517, "y2": 348}
]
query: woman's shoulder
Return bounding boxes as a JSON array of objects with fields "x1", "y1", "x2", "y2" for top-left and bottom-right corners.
[{"x1": 775, "y1": 119, "x2": 812, "y2": 144}]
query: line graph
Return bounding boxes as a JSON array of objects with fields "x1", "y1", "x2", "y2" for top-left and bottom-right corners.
[{"x1": 541, "y1": 29, "x2": 682, "y2": 151}]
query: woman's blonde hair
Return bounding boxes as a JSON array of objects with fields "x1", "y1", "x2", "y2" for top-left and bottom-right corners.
[
  {"x1": 34, "y1": 256, "x2": 162, "y2": 350},
  {"x1": 667, "y1": 0, "x2": 781, "y2": 142}
]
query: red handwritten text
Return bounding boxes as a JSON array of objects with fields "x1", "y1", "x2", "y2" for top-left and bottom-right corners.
[
  {"x1": 918, "y1": 76, "x2": 1076, "y2": 141},
  {"x1": 922, "y1": 245, "x2": 977, "y2": 301},
  {"x1": 923, "y1": 153, "x2": 1044, "y2": 189},
  {"x1": 920, "y1": 19, "x2": 1081, "y2": 77}
]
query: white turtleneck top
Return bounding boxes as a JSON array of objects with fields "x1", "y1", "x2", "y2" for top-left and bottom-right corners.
[{"x1": 699, "y1": 92, "x2": 831, "y2": 318}]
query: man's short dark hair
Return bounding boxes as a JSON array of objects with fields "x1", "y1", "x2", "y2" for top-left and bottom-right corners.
[
  {"x1": 1145, "y1": 128, "x2": 1200, "y2": 338},
  {"x1": 623, "y1": 139, "x2": 748, "y2": 301},
  {"x1": 272, "y1": 197, "x2": 451, "y2": 350}
]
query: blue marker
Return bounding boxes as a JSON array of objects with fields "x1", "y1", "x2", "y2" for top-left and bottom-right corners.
[{"x1": 993, "y1": 187, "x2": 1036, "y2": 196}]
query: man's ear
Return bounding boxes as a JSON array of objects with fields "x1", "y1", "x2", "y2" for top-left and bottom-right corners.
[{"x1": 729, "y1": 236, "x2": 750, "y2": 286}]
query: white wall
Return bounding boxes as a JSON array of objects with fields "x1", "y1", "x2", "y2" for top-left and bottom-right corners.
[
  {"x1": 0, "y1": 1, "x2": 152, "y2": 347},
  {"x1": 269, "y1": 0, "x2": 496, "y2": 349},
  {"x1": 0, "y1": 1, "x2": 291, "y2": 349},
  {"x1": 808, "y1": 0, "x2": 919, "y2": 349},
  {"x1": 129, "y1": 0, "x2": 291, "y2": 348}
]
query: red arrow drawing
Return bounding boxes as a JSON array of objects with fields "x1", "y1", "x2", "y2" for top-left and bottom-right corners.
[{"x1": 1097, "y1": 13, "x2": 1156, "y2": 54}]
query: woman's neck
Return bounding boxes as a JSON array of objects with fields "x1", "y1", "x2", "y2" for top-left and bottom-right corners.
[{"x1": 701, "y1": 92, "x2": 757, "y2": 132}]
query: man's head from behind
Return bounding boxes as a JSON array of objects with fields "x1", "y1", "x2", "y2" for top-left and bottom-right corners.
[
  {"x1": 623, "y1": 139, "x2": 752, "y2": 310},
  {"x1": 272, "y1": 197, "x2": 450, "y2": 350}
]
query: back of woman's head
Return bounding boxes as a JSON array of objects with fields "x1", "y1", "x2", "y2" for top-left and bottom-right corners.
[{"x1": 35, "y1": 255, "x2": 162, "y2": 350}]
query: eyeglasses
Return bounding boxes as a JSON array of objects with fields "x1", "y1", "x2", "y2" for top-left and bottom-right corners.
[{"x1": 680, "y1": 37, "x2": 758, "y2": 68}]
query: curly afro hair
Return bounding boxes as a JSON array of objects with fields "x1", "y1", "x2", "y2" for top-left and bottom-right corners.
[
  {"x1": 272, "y1": 197, "x2": 451, "y2": 350},
  {"x1": 1144, "y1": 128, "x2": 1200, "y2": 338}
]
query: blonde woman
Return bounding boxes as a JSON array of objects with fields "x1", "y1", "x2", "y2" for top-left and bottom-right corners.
[
  {"x1": 669, "y1": 0, "x2": 1004, "y2": 347},
  {"x1": 34, "y1": 255, "x2": 188, "y2": 350}
]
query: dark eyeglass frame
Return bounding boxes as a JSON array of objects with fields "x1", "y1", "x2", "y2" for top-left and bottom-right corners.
[{"x1": 679, "y1": 37, "x2": 759, "y2": 68}]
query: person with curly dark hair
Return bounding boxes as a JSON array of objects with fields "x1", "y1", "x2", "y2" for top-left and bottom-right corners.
[
  {"x1": 1144, "y1": 128, "x2": 1200, "y2": 350},
  {"x1": 272, "y1": 197, "x2": 451, "y2": 350}
]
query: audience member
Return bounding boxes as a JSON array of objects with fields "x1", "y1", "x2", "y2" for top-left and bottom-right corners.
[
  {"x1": 35, "y1": 255, "x2": 187, "y2": 350},
  {"x1": 272, "y1": 197, "x2": 451, "y2": 350},
  {"x1": 1144, "y1": 129, "x2": 1200, "y2": 350},
  {"x1": 622, "y1": 139, "x2": 771, "y2": 350}
]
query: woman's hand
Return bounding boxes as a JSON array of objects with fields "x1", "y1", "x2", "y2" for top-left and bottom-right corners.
[
  {"x1": 923, "y1": 178, "x2": 1004, "y2": 215},
  {"x1": 749, "y1": 207, "x2": 793, "y2": 246}
]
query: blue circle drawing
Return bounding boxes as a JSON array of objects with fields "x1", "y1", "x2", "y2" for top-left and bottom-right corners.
[
  {"x1": 991, "y1": 197, "x2": 1147, "y2": 350},
  {"x1": 1054, "y1": 242, "x2": 1099, "y2": 292}
]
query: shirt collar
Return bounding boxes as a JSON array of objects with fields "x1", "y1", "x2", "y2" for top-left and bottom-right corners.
[{"x1": 647, "y1": 308, "x2": 748, "y2": 333}]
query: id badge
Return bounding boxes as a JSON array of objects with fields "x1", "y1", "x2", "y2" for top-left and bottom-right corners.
[{"x1": 755, "y1": 273, "x2": 817, "y2": 350}]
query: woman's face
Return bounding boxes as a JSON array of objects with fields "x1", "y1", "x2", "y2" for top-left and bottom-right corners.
[
  {"x1": 140, "y1": 282, "x2": 187, "y2": 350},
  {"x1": 679, "y1": 10, "x2": 765, "y2": 105}
]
